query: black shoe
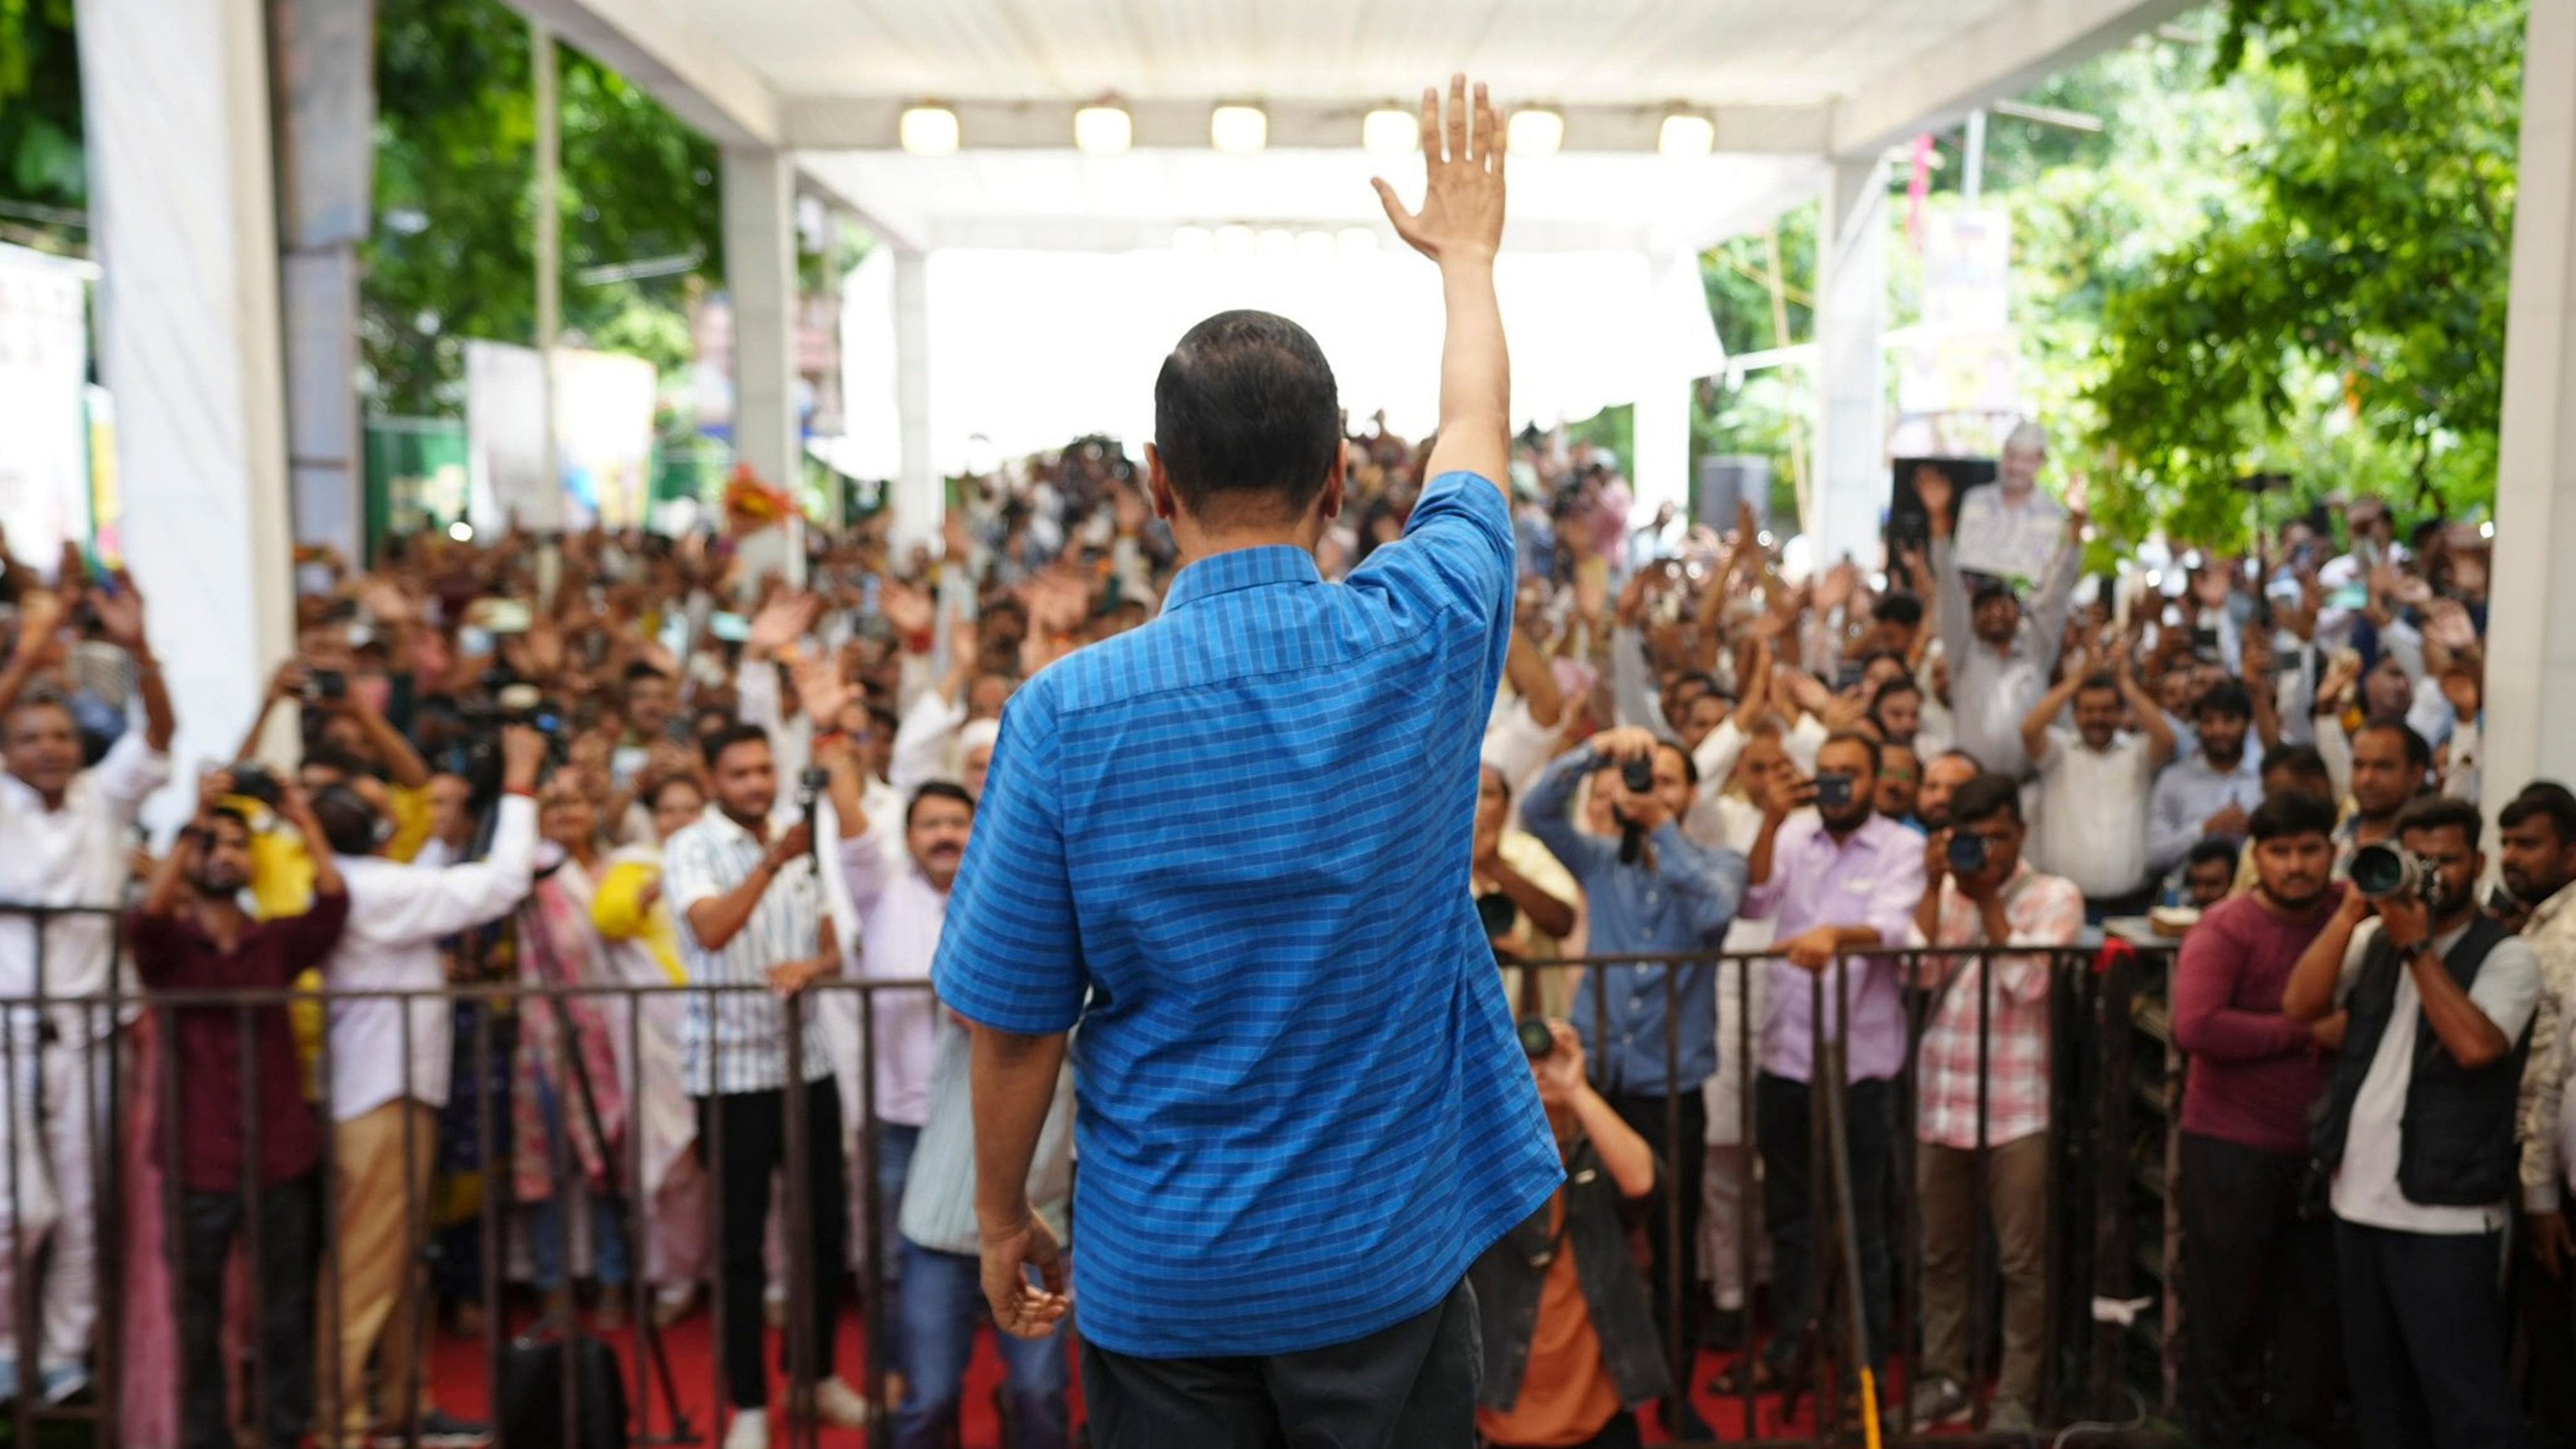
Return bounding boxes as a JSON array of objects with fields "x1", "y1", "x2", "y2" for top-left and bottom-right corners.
[
  {"x1": 1696, "y1": 1305, "x2": 1747, "y2": 1352},
  {"x1": 1666, "y1": 1395, "x2": 1715, "y2": 1440}
]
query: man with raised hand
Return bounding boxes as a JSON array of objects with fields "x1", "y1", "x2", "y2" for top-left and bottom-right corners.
[{"x1": 935, "y1": 75, "x2": 1557, "y2": 1446}]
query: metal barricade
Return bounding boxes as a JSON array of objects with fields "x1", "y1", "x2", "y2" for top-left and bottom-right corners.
[
  {"x1": 0, "y1": 898, "x2": 943, "y2": 1449},
  {"x1": 1509, "y1": 943, "x2": 2181, "y2": 1447},
  {"x1": 0, "y1": 896, "x2": 2185, "y2": 1449}
]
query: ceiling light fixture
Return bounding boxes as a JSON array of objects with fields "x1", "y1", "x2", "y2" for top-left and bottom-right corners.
[
  {"x1": 1074, "y1": 102, "x2": 1133, "y2": 154},
  {"x1": 1362, "y1": 108, "x2": 1418, "y2": 156},
  {"x1": 1658, "y1": 112, "x2": 1715, "y2": 158},
  {"x1": 1506, "y1": 108, "x2": 1564, "y2": 157},
  {"x1": 1210, "y1": 104, "x2": 1268, "y2": 155},
  {"x1": 899, "y1": 104, "x2": 959, "y2": 156}
]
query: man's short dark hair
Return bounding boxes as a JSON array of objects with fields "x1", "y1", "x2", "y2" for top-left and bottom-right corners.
[
  {"x1": 1818, "y1": 729, "x2": 1882, "y2": 778},
  {"x1": 1872, "y1": 593, "x2": 1925, "y2": 629},
  {"x1": 2397, "y1": 794, "x2": 2483, "y2": 850},
  {"x1": 1153, "y1": 310, "x2": 1340, "y2": 522},
  {"x1": 2194, "y1": 679, "x2": 2254, "y2": 722},
  {"x1": 308, "y1": 785, "x2": 384, "y2": 858},
  {"x1": 1949, "y1": 771, "x2": 2023, "y2": 827},
  {"x1": 700, "y1": 721, "x2": 770, "y2": 768},
  {"x1": 2185, "y1": 837, "x2": 2241, "y2": 874},
  {"x1": 2262, "y1": 742, "x2": 2332, "y2": 788},
  {"x1": 623, "y1": 660, "x2": 672, "y2": 685},
  {"x1": 2073, "y1": 671, "x2": 2120, "y2": 700},
  {"x1": 642, "y1": 773, "x2": 704, "y2": 812},
  {"x1": 2355, "y1": 719, "x2": 2433, "y2": 773},
  {"x1": 1871, "y1": 674, "x2": 1923, "y2": 709},
  {"x1": 1970, "y1": 579, "x2": 2016, "y2": 611},
  {"x1": 1933, "y1": 747, "x2": 1985, "y2": 774},
  {"x1": 2501, "y1": 782, "x2": 2576, "y2": 847},
  {"x1": 907, "y1": 781, "x2": 976, "y2": 829},
  {"x1": 2248, "y1": 790, "x2": 2337, "y2": 844}
]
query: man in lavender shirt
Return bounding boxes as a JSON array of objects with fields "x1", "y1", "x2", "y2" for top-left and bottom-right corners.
[{"x1": 1728, "y1": 731, "x2": 1926, "y2": 1394}]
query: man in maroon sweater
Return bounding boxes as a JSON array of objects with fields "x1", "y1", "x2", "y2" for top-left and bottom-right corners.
[
  {"x1": 129, "y1": 769, "x2": 350, "y2": 1449},
  {"x1": 2172, "y1": 789, "x2": 2348, "y2": 1448}
]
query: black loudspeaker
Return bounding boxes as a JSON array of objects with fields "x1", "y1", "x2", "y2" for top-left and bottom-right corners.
[{"x1": 1697, "y1": 455, "x2": 1773, "y2": 533}]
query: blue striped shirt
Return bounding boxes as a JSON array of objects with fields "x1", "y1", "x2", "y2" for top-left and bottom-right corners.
[{"x1": 932, "y1": 469, "x2": 1561, "y2": 1358}]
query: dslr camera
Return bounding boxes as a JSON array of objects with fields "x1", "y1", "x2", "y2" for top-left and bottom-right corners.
[{"x1": 2350, "y1": 842, "x2": 2441, "y2": 906}]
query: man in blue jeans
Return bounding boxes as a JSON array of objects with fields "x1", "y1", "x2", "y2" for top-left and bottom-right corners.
[{"x1": 890, "y1": 1013, "x2": 1075, "y2": 1448}]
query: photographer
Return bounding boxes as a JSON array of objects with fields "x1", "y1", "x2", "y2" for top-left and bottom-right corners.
[
  {"x1": 1470, "y1": 1019, "x2": 1669, "y2": 1449},
  {"x1": 1903, "y1": 772, "x2": 2082, "y2": 1432},
  {"x1": 1521, "y1": 726, "x2": 1746, "y2": 1386},
  {"x1": 130, "y1": 768, "x2": 348, "y2": 1449},
  {"x1": 1729, "y1": 731, "x2": 1925, "y2": 1397},
  {"x1": 309, "y1": 721, "x2": 545, "y2": 1448},
  {"x1": 2284, "y1": 796, "x2": 2539, "y2": 1449}
]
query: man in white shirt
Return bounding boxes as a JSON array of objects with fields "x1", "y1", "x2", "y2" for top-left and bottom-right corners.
[
  {"x1": 2283, "y1": 796, "x2": 2539, "y2": 1449},
  {"x1": 2019, "y1": 647, "x2": 2177, "y2": 918},
  {"x1": 1918, "y1": 466, "x2": 2081, "y2": 782},
  {"x1": 663, "y1": 722, "x2": 869, "y2": 1449},
  {"x1": 831, "y1": 765, "x2": 973, "y2": 1362},
  {"x1": 0, "y1": 583, "x2": 172, "y2": 1406},
  {"x1": 307, "y1": 724, "x2": 543, "y2": 1448}
]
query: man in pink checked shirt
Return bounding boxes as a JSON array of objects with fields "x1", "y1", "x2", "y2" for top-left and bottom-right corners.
[
  {"x1": 1726, "y1": 731, "x2": 1925, "y2": 1399},
  {"x1": 1903, "y1": 772, "x2": 2083, "y2": 1434}
]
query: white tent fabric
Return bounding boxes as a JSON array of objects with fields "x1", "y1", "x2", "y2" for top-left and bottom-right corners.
[{"x1": 838, "y1": 242, "x2": 1723, "y2": 476}]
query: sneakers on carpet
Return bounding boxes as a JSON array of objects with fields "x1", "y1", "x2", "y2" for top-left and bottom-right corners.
[
  {"x1": 810, "y1": 1375, "x2": 871, "y2": 1428},
  {"x1": 723, "y1": 1408, "x2": 771, "y2": 1449},
  {"x1": 1908, "y1": 1372, "x2": 1972, "y2": 1426},
  {"x1": 1987, "y1": 1398, "x2": 2038, "y2": 1435}
]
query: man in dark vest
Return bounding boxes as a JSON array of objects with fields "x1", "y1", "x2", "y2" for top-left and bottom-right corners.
[{"x1": 2285, "y1": 795, "x2": 2540, "y2": 1449}]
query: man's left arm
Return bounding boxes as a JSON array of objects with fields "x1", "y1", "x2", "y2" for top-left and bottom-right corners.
[
  {"x1": 2394, "y1": 907, "x2": 2531, "y2": 1070},
  {"x1": 1648, "y1": 824, "x2": 1747, "y2": 938},
  {"x1": 2521, "y1": 954, "x2": 2573, "y2": 1212},
  {"x1": 1993, "y1": 876, "x2": 2083, "y2": 1004}
]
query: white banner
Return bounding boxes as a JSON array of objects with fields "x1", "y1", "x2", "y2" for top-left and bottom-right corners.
[
  {"x1": 465, "y1": 339, "x2": 658, "y2": 532},
  {"x1": 0, "y1": 246, "x2": 94, "y2": 572}
]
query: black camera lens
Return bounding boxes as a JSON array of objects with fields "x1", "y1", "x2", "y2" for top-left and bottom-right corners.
[
  {"x1": 1814, "y1": 771, "x2": 1856, "y2": 808},
  {"x1": 1620, "y1": 757, "x2": 1654, "y2": 794},
  {"x1": 1516, "y1": 1018, "x2": 1556, "y2": 1059}
]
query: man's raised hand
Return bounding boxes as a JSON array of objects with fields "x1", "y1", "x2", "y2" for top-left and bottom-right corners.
[{"x1": 1372, "y1": 75, "x2": 1506, "y2": 266}]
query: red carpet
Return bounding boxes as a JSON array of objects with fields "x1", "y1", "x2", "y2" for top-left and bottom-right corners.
[{"x1": 419, "y1": 1303, "x2": 1844, "y2": 1445}]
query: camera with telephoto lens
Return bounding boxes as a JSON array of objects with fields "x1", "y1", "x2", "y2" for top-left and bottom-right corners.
[
  {"x1": 1620, "y1": 756, "x2": 1654, "y2": 795},
  {"x1": 2350, "y1": 842, "x2": 2441, "y2": 905},
  {"x1": 1947, "y1": 830, "x2": 1989, "y2": 875},
  {"x1": 1517, "y1": 1018, "x2": 1557, "y2": 1059}
]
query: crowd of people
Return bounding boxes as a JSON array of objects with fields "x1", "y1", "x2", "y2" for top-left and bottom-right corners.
[{"x1": 0, "y1": 382, "x2": 2559, "y2": 1449}]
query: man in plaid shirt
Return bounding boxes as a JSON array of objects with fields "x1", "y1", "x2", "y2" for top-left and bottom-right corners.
[{"x1": 1905, "y1": 771, "x2": 2083, "y2": 1432}]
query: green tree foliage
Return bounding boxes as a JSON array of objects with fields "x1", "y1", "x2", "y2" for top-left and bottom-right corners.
[
  {"x1": 2085, "y1": 0, "x2": 2524, "y2": 546},
  {"x1": 0, "y1": 0, "x2": 86, "y2": 247},
  {"x1": 366, "y1": 0, "x2": 722, "y2": 415}
]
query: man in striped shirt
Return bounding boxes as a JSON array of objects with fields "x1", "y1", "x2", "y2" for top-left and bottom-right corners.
[
  {"x1": 934, "y1": 76, "x2": 1558, "y2": 1447},
  {"x1": 1905, "y1": 771, "x2": 2083, "y2": 1432},
  {"x1": 662, "y1": 722, "x2": 865, "y2": 1449}
]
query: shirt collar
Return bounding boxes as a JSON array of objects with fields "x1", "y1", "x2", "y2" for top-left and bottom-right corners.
[
  {"x1": 1163, "y1": 546, "x2": 1323, "y2": 612},
  {"x1": 2531, "y1": 882, "x2": 2576, "y2": 933}
]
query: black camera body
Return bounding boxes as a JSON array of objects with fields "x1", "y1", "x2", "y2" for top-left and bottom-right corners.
[
  {"x1": 1947, "y1": 831, "x2": 1989, "y2": 876},
  {"x1": 1814, "y1": 771, "x2": 1856, "y2": 809},
  {"x1": 1620, "y1": 756, "x2": 1654, "y2": 795},
  {"x1": 225, "y1": 761, "x2": 282, "y2": 808}
]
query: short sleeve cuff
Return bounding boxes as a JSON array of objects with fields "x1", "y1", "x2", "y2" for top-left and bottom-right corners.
[{"x1": 933, "y1": 956, "x2": 1084, "y2": 1037}]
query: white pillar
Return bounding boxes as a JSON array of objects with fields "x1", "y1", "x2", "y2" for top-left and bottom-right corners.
[
  {"x1": 722, "y1": 148, "x2": 800, "y2": 490},
  {"x1": 1813, "y1": 156, "x2": 1889, "y2": 570},
  {"x1": 77, "y1": 0, "x2": 295, "y2": 805},
  {"x1": 1630, "y1": 253, "x2": 1696, "y2": 523},
  {"x1": 2482, "y1": 0, "x2": 2576, "y2": 816},
  {"x1": 890, "y1": 246, "x2": 941, "y2": 556}
]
